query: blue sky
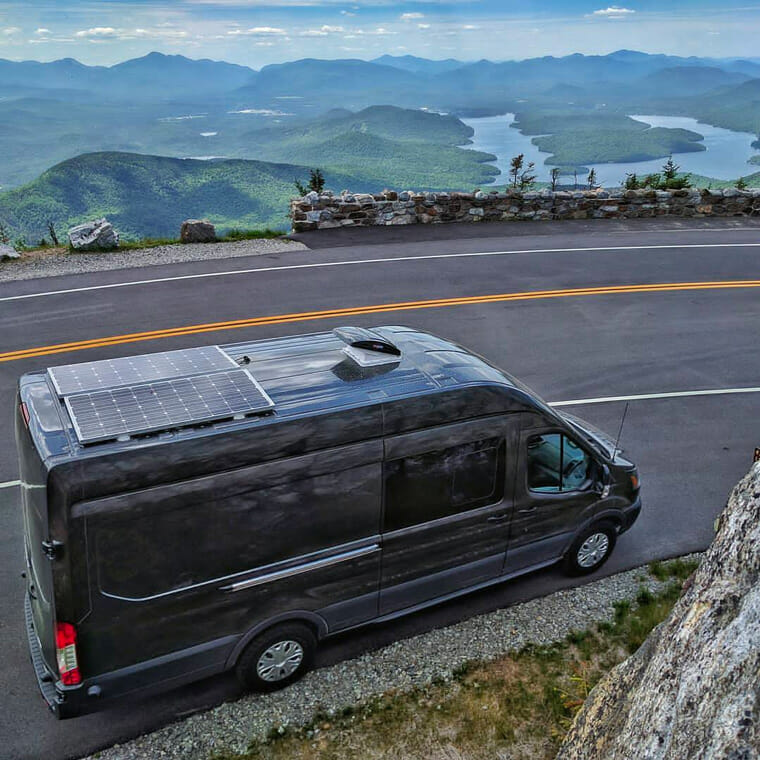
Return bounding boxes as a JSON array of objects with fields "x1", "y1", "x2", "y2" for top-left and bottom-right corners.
[{"x1": 1, "y1": 1, "x2": 759, "y2": 67}]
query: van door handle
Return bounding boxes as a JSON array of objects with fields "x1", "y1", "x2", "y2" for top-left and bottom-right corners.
[
  {"x1": 517, "y1": 506, "x2": 537, "y2": 514},
  {"x1": 487, "y1": 513, "x2": 509, "y2": 523}
]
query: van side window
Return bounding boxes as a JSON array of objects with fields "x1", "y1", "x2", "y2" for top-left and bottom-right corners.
[
  {"x1": 384, "y1": 437, "x2": 505, "y2": 531},
  {"x1": 527, "y1": 434, "x2": 590, "y2": 493}
]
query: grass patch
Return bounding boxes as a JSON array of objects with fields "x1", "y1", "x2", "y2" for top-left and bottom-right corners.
[
  {"x1": 3, "y1": 229, "x2": 288, "y2": 255},
  {"x1": 210, "y1": 581, "x2": 685, "y2": 760},
  {"x1": 648, "y1": 557, "x2": 700, "y2": 582},
  {"x1": 218, "y1": 228, "x2": 285, "y2": 242}
]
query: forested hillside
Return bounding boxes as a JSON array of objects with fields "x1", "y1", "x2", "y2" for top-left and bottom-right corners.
[{"x1": 0, "y1": 152, "x2": 369, "y2": 241}]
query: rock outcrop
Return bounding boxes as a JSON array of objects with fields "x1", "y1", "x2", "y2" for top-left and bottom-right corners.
[
  {"x1": 0, "y1": 243, "x2": 20, "y2": 261},
  {"x1": 557, "y1": 462, "x2": 760, "y2": 760},
  {"x1": 290, "y1": 187, "x2": 760, "y2": 232},
  {"x1": 68, "y1": 218, "x2": 119, "y2": 250},
  {"x1": 180, "y1": 219, "x2": 216, "y2": 243}
]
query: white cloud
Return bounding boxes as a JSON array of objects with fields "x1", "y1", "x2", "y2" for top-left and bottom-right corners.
[
  {"x1": 75, "y1": 27, "x2": 118, "y2": 39},
  {"x1": 592, "y1": 6, "x2": 636, "y2": 17},
  {"x1": 340, "y1": 10, "x2": 356, "y2": 16},
  {"x1": 462, "y1": 24, "x2": 479, "y2": 30},
  {"x1": 227, "y1": 26, "x2": 286, "y2": 36},
  {"x1": 373, "y1": 27, "x2": 393, "y2": 35},
  {"x1": 132, "y1": 27, "x2": 188, "y2": 39},
  {"x1": 300, "y1": 25, "x2": 345, "y2": 37},
  {"x1": 418, "y1": 23, "x2": 430, "y2": 29},
  {"x1": 35, "y1": 28, "x2": 51, "y2": 35},
  {"x1": 400, "y1": 12, "x2": 424, "y2": 21},
  {"x1": 2, "y1": 26, "x2": 20, "y2": 36}
]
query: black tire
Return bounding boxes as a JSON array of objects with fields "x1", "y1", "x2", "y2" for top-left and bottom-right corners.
[
  {"x1": 563, "y1": 521, "x2": 617, "y2": 576},
  {"x1": 235, "y1": 622, "x2": 316, "y2": 692}
]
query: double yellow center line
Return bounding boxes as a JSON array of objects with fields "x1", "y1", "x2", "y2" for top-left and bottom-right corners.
[{"x1": 2, "y1": 279, "x2": 759, "y2": 363}]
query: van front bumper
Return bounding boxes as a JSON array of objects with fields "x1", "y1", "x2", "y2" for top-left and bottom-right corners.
[
  {"x1": 620, "y1": 495, "x2": 642, "y2": 533},
  {"x1": 24, "y1": 593, "x2": 84, "y2": 719}
]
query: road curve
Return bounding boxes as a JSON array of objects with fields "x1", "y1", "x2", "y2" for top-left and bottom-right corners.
[{"x1": 1, "y1": 218, "x2": 759, "y2": 760}]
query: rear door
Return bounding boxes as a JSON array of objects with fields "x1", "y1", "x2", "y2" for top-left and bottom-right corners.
[
  {"x1": 379, "y1": 416, "x2": 517, "y2": 615},
  {"x1": 16, "y1": 388, "x2": 57, "y2": 674},
  {"x1": 505, "y1": 426, "x2": 599, "y2": 574}
]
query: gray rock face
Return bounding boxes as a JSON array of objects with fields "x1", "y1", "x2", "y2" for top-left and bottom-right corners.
[
  {"x1": 180, "y1": 219, "x2": 216, "y2": 244},
  {"x1": 557, "y1": 462, "x2": 760, "y2": 760},
  {"x1": 0, "y1": 243, "x2": 20, "y2": 261},
  {"x1": 68, "y1": 218, "x2": 119, "y2": 250}
]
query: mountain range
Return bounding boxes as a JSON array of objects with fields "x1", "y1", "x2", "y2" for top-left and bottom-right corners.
[{"x1": 1, "y1": 49, "x2": 758, "y2": 241}]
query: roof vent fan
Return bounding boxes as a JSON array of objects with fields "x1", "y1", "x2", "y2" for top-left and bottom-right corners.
[{"x1": 333, "y1": 326, "x2": 401, "y2": 367}]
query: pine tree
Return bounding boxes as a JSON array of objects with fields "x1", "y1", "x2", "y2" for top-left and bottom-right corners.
[
  {"x1": 509, "y1": 154, "x2": 524, "y2": 189},
  {"x1": 519, "y1": 161, "x2": 537, "y2": 191},
  {"x1": 736, "y1": 176, "x2": 748, "y2": 190},
  {"x1": 662, "y1": 156, "x2": 679, "y2": 181},
  {"x1": 587, "y1": 168, "x2": 597, "y2": 190},
  {"x1": 550, "y1": 167, "x2": 560, "y2": 192},
  {"x1": 294, "y1": 168, "x2": 326, "y2": 196},
  {"x1": 624, "y1": 173, "x2": 639, "y2": 190}
]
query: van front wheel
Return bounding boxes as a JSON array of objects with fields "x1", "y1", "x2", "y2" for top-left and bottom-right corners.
[
  {"x1": 236, "y1": 622, "x2": 316, "y2": 692},
  {"x1": 563, "y1": 522, "x2": 617, "y2": 576}
]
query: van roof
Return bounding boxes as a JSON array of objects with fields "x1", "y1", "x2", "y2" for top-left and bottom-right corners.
[{"x1": 23, "y1": 326, "x2": 537, "y2": 459}]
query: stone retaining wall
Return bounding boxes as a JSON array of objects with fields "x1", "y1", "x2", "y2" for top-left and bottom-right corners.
[{"x1": 290, "y1": 187, "x2": 760, "y2": 232}]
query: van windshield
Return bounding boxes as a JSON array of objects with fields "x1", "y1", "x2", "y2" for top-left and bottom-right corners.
[{"x1": 560, "y1": 414, "x2": 612, "y2": 459}]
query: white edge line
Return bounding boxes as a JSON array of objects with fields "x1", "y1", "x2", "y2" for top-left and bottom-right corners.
[
  {"x1": 550, "y1": 387, "x2": 760, "y2": 406},
  {"x1": 3, "y1": 241, "x2": 760, "y2": 304},
  {"x1": 0, "y1": 480, "x2": 21, "y2": 489}
]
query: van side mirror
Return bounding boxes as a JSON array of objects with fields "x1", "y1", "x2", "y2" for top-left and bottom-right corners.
[{"x1": 594, "y1": 464, "x2": 611, "y2": 497}]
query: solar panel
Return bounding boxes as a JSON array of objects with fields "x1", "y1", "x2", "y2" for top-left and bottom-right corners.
[
  {"x1": 48, "y1": 346, "x2": 237, "y2": 397},
  {"x1": 65, "y1": 369, "x2": 274, "y2": 444}
]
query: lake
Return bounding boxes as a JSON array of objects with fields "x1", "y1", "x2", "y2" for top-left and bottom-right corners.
[{"x1": 461, "y1": 113, "x2": 759, "y2": 187}]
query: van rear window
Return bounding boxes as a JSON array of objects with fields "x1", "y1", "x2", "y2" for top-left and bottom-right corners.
[{"x1": 384, "y1": 437, "x2": 505, "y2": 531}]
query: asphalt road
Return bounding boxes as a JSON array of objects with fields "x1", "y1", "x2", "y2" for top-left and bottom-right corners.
[{"x1": 1, "y1": 218, "x2": 759, "y2": 760}]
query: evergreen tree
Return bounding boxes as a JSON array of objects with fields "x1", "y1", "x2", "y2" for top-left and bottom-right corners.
[
  {"x1": 309, "y1": 168, "x2": 326, "y2": 194},
  {"x1": 587, "y1": 168, "x2": 597, "y2": 190},
  {"x1": 294, "y1": 168, "x2": 326, "y2": 195},
  {"x1": 624, "y1": 173, "x2": 640, "y2": 190},
  {"x1": 509, "y1": 154, "x2": 524, "y2": 189},
  {"x1": 519, "y1": 161, "x2": 537, "y2": 191},
  {"x1": 736, "y1": 176, "x2": 748, "y2": 190},
  {"x1": 662, "y1": 156, "x2": 679, "y2": 182}
]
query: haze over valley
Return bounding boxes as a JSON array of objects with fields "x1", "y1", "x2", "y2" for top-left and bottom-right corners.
[{"x1": 2, "y1": 49, "x2": 759, "y2": 241}]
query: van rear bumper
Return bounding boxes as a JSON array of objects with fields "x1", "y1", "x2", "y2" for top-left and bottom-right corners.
[
  {"x1": 24, "y1": 593, "x2": 82, "y2": 719},
  {"x1": 26, "y1": 593, "x2": 238, "y2": 719}
]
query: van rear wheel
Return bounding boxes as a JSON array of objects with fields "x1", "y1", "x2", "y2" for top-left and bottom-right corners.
[
  {"x1": 563, "y1": 522, "x2": 617, "y2": 576},
  {"x1": 235, "y1": 623, "x2": 316, "y2": 692}
]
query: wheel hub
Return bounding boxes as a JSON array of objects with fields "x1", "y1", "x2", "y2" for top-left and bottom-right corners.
[
  {"x1": 577, "y1": 532, "x2": 610, "y2": 568},
  {"x1": 256, "y1": 640, "x2": 304, "y2": 682}
]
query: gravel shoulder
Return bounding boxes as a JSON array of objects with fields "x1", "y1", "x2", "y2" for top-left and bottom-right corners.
[
  {"x1": 83, "y1": 554, "x2": 703, "y2": 760},
  {"x1": 0, "y1": 238, "x2": 308, "y2": 284}
]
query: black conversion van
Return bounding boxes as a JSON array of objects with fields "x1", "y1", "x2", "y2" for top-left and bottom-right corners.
[{"x1": 16, "y1": 326, "x2": 640, "y2": 717}]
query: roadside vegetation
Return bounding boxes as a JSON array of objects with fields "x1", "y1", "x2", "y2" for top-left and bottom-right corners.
[
  {"x1": 0, "y1": 227, "x2": 284, "y2": 257},
  {"x1": 212, "y1": 559, "x2": 698, "y2": 760}
]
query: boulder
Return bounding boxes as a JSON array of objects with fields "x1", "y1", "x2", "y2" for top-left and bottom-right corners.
[
  {"x1": 0, "y1": 243, "x2": 20, "y2": 261},
  {"x1": 180, "y1": 219, "x2": 216, "y2": 244},
  {"x1": 68, "y1": 218, "x2": 119, "y2": 251},
  {"x1": 557, "y1": 462, "x2": 760, "y2": 760}
]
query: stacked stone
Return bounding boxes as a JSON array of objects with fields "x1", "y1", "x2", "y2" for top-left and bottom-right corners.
[{"x1": 291, "y1": 187, "x2": 760, "y2": 232}]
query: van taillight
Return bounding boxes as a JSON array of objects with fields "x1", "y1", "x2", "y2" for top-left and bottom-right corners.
[
  {"x1": 20, "y1": 402, "x2": 30, "y2": 429},
  {"x1": 55, "y1": 622, "x2": 81, "y2": 685}
]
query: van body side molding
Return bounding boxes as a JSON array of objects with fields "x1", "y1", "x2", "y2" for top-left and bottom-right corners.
[{"x1": 219, "y1": 543, "x2": 381, "y2": 593}]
